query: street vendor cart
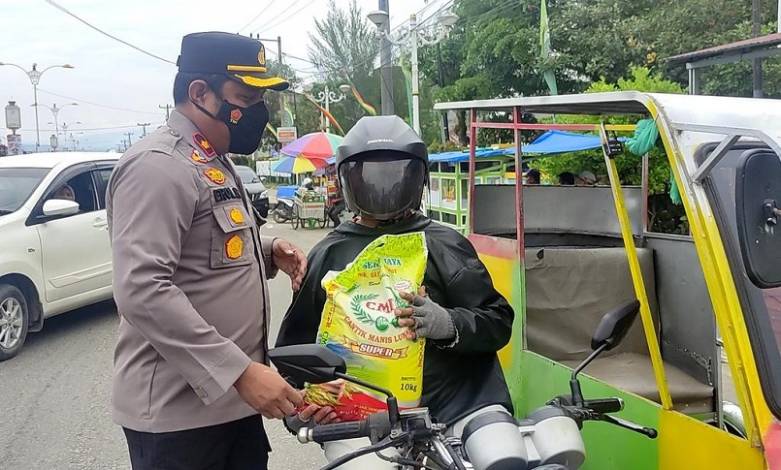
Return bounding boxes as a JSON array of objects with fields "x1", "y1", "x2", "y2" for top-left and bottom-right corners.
[{"x1": 292, "y1": 187, "x2": 327, "y2": 229}]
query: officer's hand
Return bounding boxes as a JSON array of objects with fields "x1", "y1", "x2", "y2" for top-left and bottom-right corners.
[
  {"x1": 395, "y1": 287, "x2": 456, "y2": 341},
  {"x1": 272, "y1": 239, "x2": 307, "y2": 291},
  {"x1": 234, "y1": 362, "x2": 303, "y2": 419},
  {"x1": 298, "y1": 404, "x2": 340, "y2": 425}
]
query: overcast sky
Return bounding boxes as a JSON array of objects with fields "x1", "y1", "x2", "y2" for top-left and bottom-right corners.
[{"x1": 0, "y1": 0, "x2": 438, "y2": 151}]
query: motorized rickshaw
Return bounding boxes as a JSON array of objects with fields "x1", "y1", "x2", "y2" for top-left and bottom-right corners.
[{"x1": 434, "y1": 92, "x2": 781, "y2": 469}]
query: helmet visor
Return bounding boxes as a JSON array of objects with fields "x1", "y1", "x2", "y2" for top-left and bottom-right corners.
[{"x1": 340, "y1": 155, "x2": 426, "y2": 220}]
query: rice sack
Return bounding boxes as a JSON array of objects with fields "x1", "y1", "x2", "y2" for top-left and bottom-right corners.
[{"x1": 305, "y1": 232, "x2": 428, "y2": 421}]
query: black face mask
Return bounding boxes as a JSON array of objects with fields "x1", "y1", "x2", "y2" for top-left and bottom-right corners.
[{"x1": 194, "y1": 94, "x2": 269, "y2": 155}]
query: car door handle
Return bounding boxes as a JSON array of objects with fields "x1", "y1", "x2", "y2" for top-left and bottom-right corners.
[{"x1": 93, "y1": 217, "x2": 108, "y2": 229}]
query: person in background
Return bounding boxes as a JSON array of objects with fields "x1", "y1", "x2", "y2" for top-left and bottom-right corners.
[
  {"x1": 326, "y1": 175, "x2": 346, "y2": 227},
  {"x1": 301, "y1": 177, "x2": 315, "y2": 191},
  {"x1": 525, "y1": 169, "x2": 541, "y2": 185},
  {"x1": 51, "y1": 184, "x2": 76, "y2": 201},
  {"x1": 576, "y1": 170, "x2": 597, "y2": 186},
  {"x1": 558, "y1": 171, "x2": 576, "y2": 185}
]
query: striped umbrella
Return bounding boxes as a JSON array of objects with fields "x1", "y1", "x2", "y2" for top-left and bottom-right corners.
[
  {"x1": 271, "y1": 156, "x2": 328, "y2": 175},
  {"x1": 280, "y1": 132, "x2": 343, "y2": 161}
]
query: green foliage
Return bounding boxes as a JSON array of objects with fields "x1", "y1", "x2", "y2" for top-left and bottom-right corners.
[
  {"x1": 530, "y1": 67, "x2": 683, "y2": 193},
  {"x1": 295, "y1": 0, "x2": 781, "y2": 150}
]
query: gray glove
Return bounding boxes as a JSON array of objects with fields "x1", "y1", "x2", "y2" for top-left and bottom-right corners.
[{"x1": 411, "y1": 294, "x2": 456, "y2": 341}]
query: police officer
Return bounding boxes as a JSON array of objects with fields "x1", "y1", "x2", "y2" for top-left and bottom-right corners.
[{"x1": 107, "y1": 32, "x2": 306, "y2": 470}]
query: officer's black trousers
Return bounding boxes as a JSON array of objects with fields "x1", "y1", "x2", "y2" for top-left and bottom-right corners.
[{"x1": 123, "y1": 415, "x2": 270, "y2": 470}]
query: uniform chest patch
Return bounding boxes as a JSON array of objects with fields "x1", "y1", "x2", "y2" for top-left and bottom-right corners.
[
  {"x1": 191, "y1": 149, "x2": 208, "y2": 164},
  {"x1": 213, "y1": 187, "x2": 242, "y2": 202},
  {"x1": 229, "y1": 207, "x2": 245, "y2": 225},
  {"x1": 204, "y1": 168, "x2": 226, "y2": 185},
  {"x1": 225, "y1": 234, "x2": 244, "y2": 260},
  {"x1": 193, "y1": 132, "x2": 217, "y2": 157}
]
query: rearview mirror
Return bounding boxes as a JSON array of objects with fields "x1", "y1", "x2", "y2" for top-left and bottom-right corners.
[
  {"x1": 591, "y1": 299, "x2": 640, "y2": 351},
  {"x1": 736, "y1": 149, "x2": 781, "y2": 288},
  {"x1": 42, "y1": 199, "x2": 80, "y2": 217},
  {"x1": 268, "y1": 344, "x2": 346, "y2": 385}
]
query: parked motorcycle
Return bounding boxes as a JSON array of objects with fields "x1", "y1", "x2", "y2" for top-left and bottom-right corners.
[
  {"x1": 272, "y1": 198, "x2": 294, "y2": 224},
  {"x1": 269, "y1": 299, "x2": 657, "y2": 470}
]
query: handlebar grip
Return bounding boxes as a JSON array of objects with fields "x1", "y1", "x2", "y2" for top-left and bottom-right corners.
[
  {"x1": 310, "y1": 421, "x2": 369, "y2": 444},
  {"x1": 583, "y1": 398, "x2": 624, "y2": 414}
]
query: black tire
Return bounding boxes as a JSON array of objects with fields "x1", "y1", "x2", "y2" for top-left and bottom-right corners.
[
  {"x1": 292, "y1": 206, "x2": 300, "y2": 230},
  {"x1": 272, "y1": 208, "x2": 287, "y2": 224},
  {"x1": 320, "y1": 209, "x2": 328, "y2": 229},
  {"x1": 0, "y1": 284, "x2": 29, "y2": 362}
]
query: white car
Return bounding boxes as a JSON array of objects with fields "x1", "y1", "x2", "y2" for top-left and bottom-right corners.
[{"x1": 0, "y1": 152, "x2": 119, "y2": 360}]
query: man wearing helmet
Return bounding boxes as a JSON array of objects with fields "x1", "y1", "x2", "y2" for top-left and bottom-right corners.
[{"x1": 276, "y1": 116, "x2": 515, "y2": 468}]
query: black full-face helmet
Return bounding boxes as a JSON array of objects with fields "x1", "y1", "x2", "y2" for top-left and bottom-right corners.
[{"x1": 336, "y1": 115, "x2": 428, "y2": 220}]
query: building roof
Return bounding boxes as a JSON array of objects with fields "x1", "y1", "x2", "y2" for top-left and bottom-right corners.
[{"x1": 667, "y1": 32, "x2": 781, "y2": 65}]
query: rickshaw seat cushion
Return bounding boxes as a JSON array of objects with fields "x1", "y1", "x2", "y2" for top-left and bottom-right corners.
[
  {"x1": 562, "y1": 353, "x2": 713, "y2": 414},
  {"x1": 525, "y1": 247, "x2": 659, "y2": 361}
]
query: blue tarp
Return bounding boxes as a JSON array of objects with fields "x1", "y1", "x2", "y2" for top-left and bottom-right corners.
[
  {"x1": 429, "y1": 147, "x2": 513, "y2": 163},
  {"x1": 427, "y1": 130, "x2": 607, "y2": 163},
  {"x1": 276, "y1": 185, "x2": 298, "y2": 199}
]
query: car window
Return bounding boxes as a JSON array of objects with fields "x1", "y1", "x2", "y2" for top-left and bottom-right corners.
[
  {"x1": 94, "y1": 168, "x2": 114, "y2": 209},
  {"x1": 48, "y1": 172, "x2": 98, "y2": 214},
  {"x1": 235, "y1": 166, "x2": 259, "y2": 184},
  {"x1": 0, "y1": 167, "x2": 50, "y2": 215}
]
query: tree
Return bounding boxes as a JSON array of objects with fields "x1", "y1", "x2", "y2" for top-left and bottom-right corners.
[
  {"x1": 306, "y1": 0, "x2": 411, "y2": 136},
  {"x1": 530, "y1": 66, "x2": 684, "y2": 193},
  {"x1": 308, "y1": 0, "x2": 379, "y2": 82}
]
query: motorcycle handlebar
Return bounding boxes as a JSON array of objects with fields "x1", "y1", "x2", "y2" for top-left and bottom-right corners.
[
  {"x1": 299, "y1": 412, "x2": 392, "y2": 445},
  {"x1": 583, "y1": 398, "x2": 624, "y2": 414}
]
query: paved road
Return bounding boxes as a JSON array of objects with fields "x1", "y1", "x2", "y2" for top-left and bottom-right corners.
[{"x1": 0, "y1": 222, "x2": 330, "y2": 470}]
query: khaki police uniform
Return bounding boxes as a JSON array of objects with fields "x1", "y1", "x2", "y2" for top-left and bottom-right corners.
[{"x1": 107, "y1": 110, "x2": 277, "y2": 433}]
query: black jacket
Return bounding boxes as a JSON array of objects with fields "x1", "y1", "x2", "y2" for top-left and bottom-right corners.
[{"x1": 275, "y1": 213, "x2": 514, "y2": 424}]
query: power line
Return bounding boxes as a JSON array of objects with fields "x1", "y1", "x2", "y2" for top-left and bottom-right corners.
[
  {"x1": 44, "y1": 0, "x2": 176, "y2": 65},
  {"x1": 254, "y1": 0, "x2": 304, "y2": 33},
  {"x1": 37, "y1": 88, "x2": 162, "y2": 116},
  {"x1": 258, "y1": 0, "x2": 311, "y2": 33},
  {"x1": 238, "y1": 0, "x2": 278, "y2": 32},
  {"x1": 417, "y1": 0, "x2": 456, "y2": 29}
]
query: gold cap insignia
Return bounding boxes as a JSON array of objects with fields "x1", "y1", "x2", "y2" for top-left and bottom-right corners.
[{"x1": 257, "y1": 46, "x2": 266, "y2": 66}]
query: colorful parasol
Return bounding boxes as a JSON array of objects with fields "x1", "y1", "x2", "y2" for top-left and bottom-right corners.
[
  {"x1": 271, "y1": 156, "x2": 328, "y2": 174},
  {"x1": 280, "y1": 132, "x2": 344, "y2": 160}
]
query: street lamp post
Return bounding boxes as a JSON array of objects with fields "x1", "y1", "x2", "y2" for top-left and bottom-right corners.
[
  {"x1": 368, "y1": 11, "x2": 458, "y2": 136},
  {"x1": 60, "y1": 121, "x2": 82, "y2": 151},
  {"x1": 0, "y1": 62, "x2": 74, "y2": 152},
  {"x1": 313, "y1": 84, "x2": 351, "y2": 133},
  {"x1": 34, "y1": 102, "x2": 78, "y2": 150}
]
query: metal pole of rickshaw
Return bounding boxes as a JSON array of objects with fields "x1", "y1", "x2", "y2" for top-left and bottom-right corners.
[
  {"x1": 512, "y1": 106, "x2": 525, "y2": 271},
  {"x1": 599, "y1": 122, "x2": 673, "y2": 410},
  {"x1": 468, "y1": 109, "x2": 477, "y2": 232}
]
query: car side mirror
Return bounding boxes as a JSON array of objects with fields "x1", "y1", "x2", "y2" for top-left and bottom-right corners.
[
  {"x1": 42, "y1": 199, "x2": 80, "y2": 217},
  {"x1": 268, "y1": 344, "x2": 346, "y2": 385},
  {"x1": 736, "y1": 149, "x2": 781, "y2": 288},
  {"x1": 591, "y1": 299, "x2": 640, "y2": 351}
]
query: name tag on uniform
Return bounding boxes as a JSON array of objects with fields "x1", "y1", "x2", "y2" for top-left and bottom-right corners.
[{"x1": 213, "y1": 187, "x2": 242, "y2": 203}]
